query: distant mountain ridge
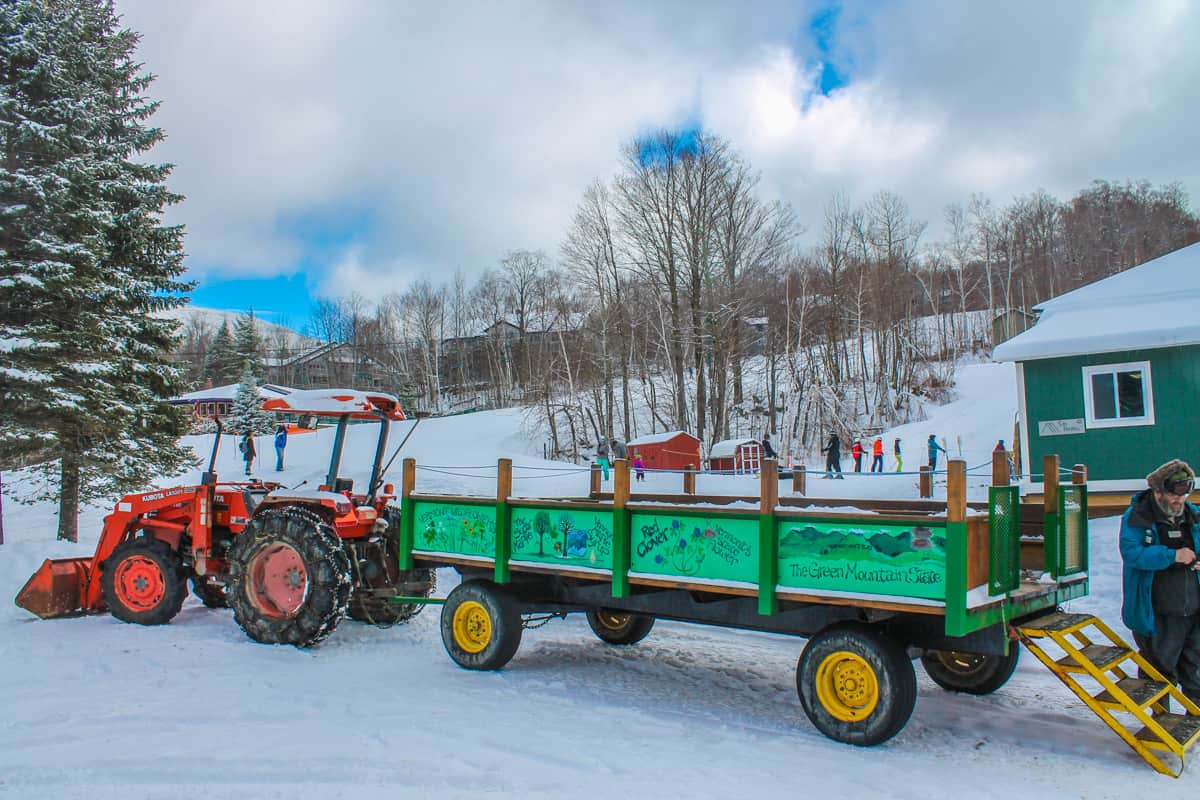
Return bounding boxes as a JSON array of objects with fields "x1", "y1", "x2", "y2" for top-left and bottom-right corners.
[{"x1": 158, "y1": 305, "x2": 318, "y2": 348}]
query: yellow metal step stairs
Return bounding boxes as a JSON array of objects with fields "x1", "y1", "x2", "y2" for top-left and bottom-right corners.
[{"x1": 1016, "y1": 611, "x2": 1200, "y2": 777}]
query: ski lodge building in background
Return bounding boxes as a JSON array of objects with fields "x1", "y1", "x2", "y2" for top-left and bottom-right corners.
[{"x1": 992, "y1": 241, "x2": 1200, "y2": 487}]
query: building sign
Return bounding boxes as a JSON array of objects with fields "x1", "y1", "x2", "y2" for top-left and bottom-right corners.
[{"x1": 1038, "y1": 418, "x2": 1086, "y2": 437}]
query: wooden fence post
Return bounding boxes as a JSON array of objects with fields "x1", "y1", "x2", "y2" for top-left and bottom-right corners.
[
  {"x1": 612, "y1": 459, "x2": 631, "y2": 598},
  {"x1": 494, "y1": 458, "x2": 512, "y2": 583},
  {"x1": 792, "y1": 465, "x2": 806, "y2": 495},
  {"x1": 991, "y1": 449, "x2": 1011, "y2": 486},
  {"x1": 589, "y1": 463, "x2": 601, "y2": 498},
  {"x1": 919, "y1": 466, "x2": 932, "y2": 498},
  {"x1": 1071, "y1": 463, "x2": 1087, "y2": 485},
  {"x1": 683, "y1": 464, "x2": 696, "y2": 495}
]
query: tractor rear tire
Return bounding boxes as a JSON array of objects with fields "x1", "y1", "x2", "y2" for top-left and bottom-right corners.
[
  {"x1": 191, "y1": 576, "x2": 229, "y2": 608},
  {"x1": 586, "y1": 608, "x2": 655, "y2": 645},
  {"x1": 101, "y1": 537, "x2": 188, "y2": 626},
  {"x1": 441, "y1": 580, "x2": 522, "y2": 670},
  {"x1": 227, "y1": 507, "x2": 352, "y2": 647},
  {"x1": 921, "y1": 648, "x2": 1020, "y2": 695},
  {"x1": 796, "y1": 624, "x2": 917, "y2": 746}
]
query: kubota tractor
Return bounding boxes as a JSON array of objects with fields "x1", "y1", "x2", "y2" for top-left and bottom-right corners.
[{"x1": 14, "y1": 388, "x2": 434, "y2": 647}]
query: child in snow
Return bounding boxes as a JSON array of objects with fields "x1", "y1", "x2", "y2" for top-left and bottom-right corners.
[
  {"x1": 852, "y1": 440, "x2": 864, "y2": 472},
  {"x1": 239, "y1": 432, "x2": 256, "y2": 475},
  {"x1": 871, "y1": 438, "x2": 884, "y2": 472},
  {"x1": 633, "y1": 453, "x2": 646, "y2": 482}
]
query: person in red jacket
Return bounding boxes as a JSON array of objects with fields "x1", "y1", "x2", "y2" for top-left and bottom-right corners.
[
  {"x1": 871, "y1": 437, "x2": 884, "y2": 472},
  {"x1": 852, "y1": 440, "x2": 864, "y2": 472}
]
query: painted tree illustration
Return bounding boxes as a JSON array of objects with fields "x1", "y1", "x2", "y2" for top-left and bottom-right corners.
[
  {"x1": 557, "y1": 513, "x2": 575, "y2": 557},
  {"x1": 534, "y1": 510, "x2": 552, "y2": 556}
]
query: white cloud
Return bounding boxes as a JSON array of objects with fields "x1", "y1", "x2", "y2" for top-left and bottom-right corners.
[{"x1": 117, "y1": 0, "x2": 1200, "y2": 302}]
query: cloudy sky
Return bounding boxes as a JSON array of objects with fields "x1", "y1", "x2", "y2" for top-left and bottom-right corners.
[{"x1": 115, "y1": 0, "x2": 1200, "y2": 323}]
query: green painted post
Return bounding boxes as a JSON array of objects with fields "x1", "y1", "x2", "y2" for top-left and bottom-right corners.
[
  {"x1": 943, "y1": 460, "x2": 970, "y2": 636},
  {"x1": 398, "y1": 458, "x2": 416, "y2": 570},
  {"x1": 1043, "y1": 454, "x2": 1060, "y2": 579},
  {"x1": 758, "y1": 459, "x2": 779, "y2": 616},
  {"x1": 611, "y1": 459, "x2": 630, "y2": 598},
  {"x1": 494, "y1": 458, "x2": 512, "y2": 583}
]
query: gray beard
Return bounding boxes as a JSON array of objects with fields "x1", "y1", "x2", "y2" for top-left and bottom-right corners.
[{"x1": 1154, "y1": 494, "x2": 1184, "y2": 524}]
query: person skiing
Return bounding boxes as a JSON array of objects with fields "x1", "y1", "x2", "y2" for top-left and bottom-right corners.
[
  {"x1": 851, "y1": 440, "x2": 864, "y2": 472},
  {"x1": 893, "y1": 438, "x2": 903, "y2": 472},
  {"x1": 239, "y1": 431, "x2": 256, "y2": 475},
  {"x1": 761, "y1": 433, "x2": 777, "y2": 460},
  {"x1": 821, "y1": 432, "x2": 843, "y2": 479},
  {"x1": 927, "y1": 433, "x2": 947, "y2": 472},
  {"x1": 871, "y1": 438, "x2": 884, "y2": 473},
  {"x1": 274, "y1": 424, "x2": 287, "y2": 471},
  {"x1": 596, "y1": 436, "x2": 610, "y2": 481}
]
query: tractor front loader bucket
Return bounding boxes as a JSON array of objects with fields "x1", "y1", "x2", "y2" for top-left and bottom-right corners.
[{"x1": 14, "y1": 558, "x2": 96, "y2": 619}]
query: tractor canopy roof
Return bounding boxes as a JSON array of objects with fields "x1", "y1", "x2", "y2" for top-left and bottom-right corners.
[{"x1": 261, "y1": 389, "x2": 406, "y2": 420}]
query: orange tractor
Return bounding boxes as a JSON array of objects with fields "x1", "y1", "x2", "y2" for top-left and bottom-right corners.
[{"x1": 14, "y1": 389, "x2": 433, "y2": 647}]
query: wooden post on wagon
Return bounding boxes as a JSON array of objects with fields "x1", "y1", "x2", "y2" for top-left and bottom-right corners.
[
  {"x1": 1071, "y1": 463, "x2": 1087, "y2": 486},
  {"x1": 947, "y1": 460, "x2": 966, "y2": 523},
  {"x1": 992, "y1": 448, "x2": 1011, "y2": 486},
  {"x1": 494, "y1": 458, "x2": 512, "y2": 583},
  {"x1": 398, "y1": 458, "x2": 417, "y2": 570},
  {"x1": 589, "y1": 463, "x2": 601, "y2": 498},
  {"x1": 683, "y1": 464, "x2": 696, "y2": 495},
  {"x1": 1043, "y1": 454, "x2": 1061, "y2": 578},
  {"x1": 612, "y1": 459, "x2": 631, "y2": 598},
  {"x1": 919, "y1": 466, "x2": 932, "y2": 498},
  {"x1": 792, "y1": 464, "x2": 806, "y2": 495},
  {"x1": 758, "y1": 459, "x2": 779, "y2": 616}
]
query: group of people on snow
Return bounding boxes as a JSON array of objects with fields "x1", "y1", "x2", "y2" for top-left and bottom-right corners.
[
  {"x1": 237, "y1": 425, "x2": 288, "y2": 475},
  {"x1": 821, "y1": 432, "x2": 947, "y2": 478}
]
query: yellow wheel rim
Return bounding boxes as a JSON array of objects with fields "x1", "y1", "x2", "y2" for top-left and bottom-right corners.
[
  {"x1": 452, "y1": 600, "x2": 493, "y2": 654},
  {"x1": 596, "y1": 609, "x2": 631, "y2": 630},
  {"x1": 815, "y1": 650, "x2": 880, "y2": 722}
]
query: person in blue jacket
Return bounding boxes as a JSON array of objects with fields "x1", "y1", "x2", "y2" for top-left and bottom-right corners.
[
  {"x1": 274, "y1": 424, "x2": 287, "y2": 471},
  {"x1": 927, "y1": 433, "x2": 947, "y2": 472},
  {"x1": 1120, "y1": 459, "x2": 1200, "y2": 705}
]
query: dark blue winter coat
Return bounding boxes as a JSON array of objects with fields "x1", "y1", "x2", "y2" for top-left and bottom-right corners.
[
  {"x1": 1120, "y1": 490, "x2": 1200, "y2": 637},
  {"x1": 275, "y1": 428, "x2": 287, "y2": 450}
]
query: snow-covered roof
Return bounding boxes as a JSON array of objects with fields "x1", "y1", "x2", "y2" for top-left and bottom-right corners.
[
  {"x1": 627, "y1": 430, "x2": 695, "y2": 446},
  {"x1": 709, "y1": 438, "x2": 758, "y2": 459},
  {"x1": 261, "y1": 388, "x2": 405, "y2": 420},
  {"x1": 172, "y1": 383, "x2": 293, "y2": 403},
  {"x1": 993, "y1": 241, "x2": 1200, "y2": 361}
]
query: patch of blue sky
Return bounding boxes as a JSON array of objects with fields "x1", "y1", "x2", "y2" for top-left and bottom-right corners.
[
  {"x1": 806, "y1": 3, "x2": 850, "y2": 97},
  {"x1": 189, "y1": 273, "x2": 313, "y2": 323}
]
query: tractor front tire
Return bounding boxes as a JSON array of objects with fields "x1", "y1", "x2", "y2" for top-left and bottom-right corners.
[
  {"x1": 796, "y1": 624, "x2": 917, "y2": 746},
  {"x1": 586, "y1": 608, "x2": 655, "y2": 645},
  {"x1": 227, "y1": 507, "x2": 352, "y2": 647},
  {"x1": 441, "y1": 580, "x2": 522, "y2": 670},
  {"x1": 101, "y1": 537, "x2": 188, "y2": 626},
  {"x1": 921, "y1": 648, "x2": 1019, "y2": 695}
]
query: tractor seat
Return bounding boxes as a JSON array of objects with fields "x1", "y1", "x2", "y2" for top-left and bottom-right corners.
[{"x1": 333, "y1": 477, "x2": 354, "y2": 494}]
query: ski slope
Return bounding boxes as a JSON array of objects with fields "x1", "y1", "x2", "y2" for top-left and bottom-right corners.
[{"x1": 1, "y1": 364, "x2": 1193, "y2": 799}]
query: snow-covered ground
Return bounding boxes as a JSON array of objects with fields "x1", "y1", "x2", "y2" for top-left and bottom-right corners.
[{"x1": 1, "y1": 364, "x2": 1193, "y2": 798}]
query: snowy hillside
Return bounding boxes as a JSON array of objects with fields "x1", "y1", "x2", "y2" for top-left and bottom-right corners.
[
  {"x1": 0, "y1": 367, "x2": 1194, "y2": 799},
  {"x1": 158, "y1": 304, "x2": 317, "y2": 348}
]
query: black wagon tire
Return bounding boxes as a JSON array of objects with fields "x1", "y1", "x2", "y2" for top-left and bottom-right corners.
[
  {"x1": 101, "y1": 536, "x2": 188, "y2": 625},
  {"x1": 586, "y1": 608, "x2": 655, "y2": 645},
  {"x1": 921, "y1": 647, "x2": 1020, "y2": 695},
  {"x1": 440, "y1": 580, "x2": 522, "y2": 670},
  {"x1": 796, "y1": 624, "x2": 917, "y2": 746},
  {"x1": 227, "y1": 507, "x2": 352, "y2": 647}
]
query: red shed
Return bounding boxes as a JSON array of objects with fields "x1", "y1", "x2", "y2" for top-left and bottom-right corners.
[
  {"x1": 708, "y1": 438, "x2": 762, "y2": 473},
  {"x1": 626, "y1": 430, "x2": 701, "y2": 472}
]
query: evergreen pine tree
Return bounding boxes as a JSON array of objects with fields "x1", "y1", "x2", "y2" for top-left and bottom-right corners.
[
  {"x1": 230, "y1": 366, "x2": 275, "y2": 436},
  {"x1": 204, "y1": 320, "x2": 238, "y2": 385},
  {"x1": 0, "y1": 1, "x2": 194, "y2": 540},
  {"x1": 233, "y1": 310, "x2": 263, "y2": 379}
]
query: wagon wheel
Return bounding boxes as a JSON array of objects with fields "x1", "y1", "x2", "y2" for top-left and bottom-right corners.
[
  {"x1": 586, "y1": 608, "x2": 655, "y2": 645},
  {"x1": 796, "y1": 624, "x2": 917, "y2": 746},
  {"x1": 921, "y1": 648, "x2": 1020, "y2": 695},
  {"x1": 440, "y1": 580, "x2": 522, "y2": 670}
]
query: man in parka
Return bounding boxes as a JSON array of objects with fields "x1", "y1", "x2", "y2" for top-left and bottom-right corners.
[{"x1": 1120, "y1": 459, "x2": 1200, "y2": 705}]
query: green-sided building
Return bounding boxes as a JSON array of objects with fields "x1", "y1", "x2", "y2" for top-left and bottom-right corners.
[{"x1": 992, "y1": 241, "x2": 1200, "y2": 487}]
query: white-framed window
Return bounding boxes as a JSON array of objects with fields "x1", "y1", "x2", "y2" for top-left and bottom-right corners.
[{"x1": 1082, "y1": 361, "x2": 1154, "y2": 428}]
